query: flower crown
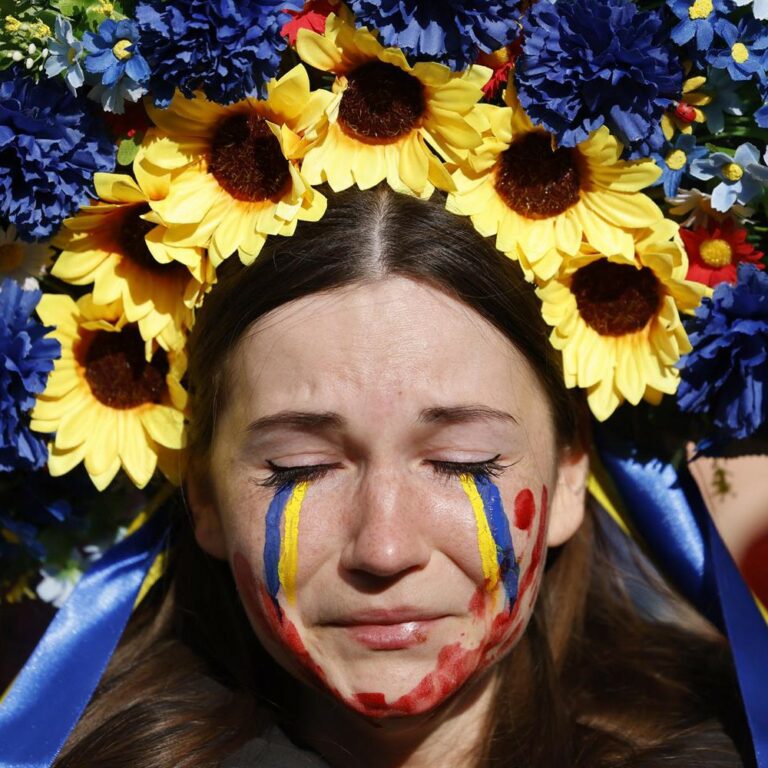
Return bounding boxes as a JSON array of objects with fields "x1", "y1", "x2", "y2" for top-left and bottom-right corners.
[{"x1": 1, "y1": 0, "x2": 767, "y2": 604}]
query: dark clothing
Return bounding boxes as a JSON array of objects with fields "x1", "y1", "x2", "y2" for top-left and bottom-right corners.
[{"x1": 221, "y1": 725, "x2": 330, "y2": 768}]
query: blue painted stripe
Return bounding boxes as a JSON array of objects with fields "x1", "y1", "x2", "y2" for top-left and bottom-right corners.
[
  {"x1": 263, "y1": 482, "x2": 295, "y2": 602},
  {"x1": 475, "y1": 474, "x2": 519, "y2": 606}
]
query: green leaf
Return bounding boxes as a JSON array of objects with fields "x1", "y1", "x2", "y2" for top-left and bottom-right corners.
[{"x1": 117, "y1": 134, "x2": 142, "y2": 166}]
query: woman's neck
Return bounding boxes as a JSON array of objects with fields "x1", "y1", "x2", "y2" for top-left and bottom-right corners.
[{"x1": 293, "y1": 668, "x2": 500, "y2": 768}]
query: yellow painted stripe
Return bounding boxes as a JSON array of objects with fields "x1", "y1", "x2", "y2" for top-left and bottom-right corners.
[
  {"x1": 278, "y1": 480, "x2": 309, "y2": 604},
  {"x1": 460, "y1": 474, "x2": 498, "y2": 591}
]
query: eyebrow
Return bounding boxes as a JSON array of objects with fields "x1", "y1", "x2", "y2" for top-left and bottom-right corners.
[{"x1": 245, "y1": 404, "x2": 518, "y2": 435}]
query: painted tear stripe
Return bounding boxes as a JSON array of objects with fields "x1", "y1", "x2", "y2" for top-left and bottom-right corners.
[
  {"x1": 263, "y1": 479, "x2": 309, "y2": 614},
  {"x1": 244, "y1": 474, "x2": 549, "y2": 718}
]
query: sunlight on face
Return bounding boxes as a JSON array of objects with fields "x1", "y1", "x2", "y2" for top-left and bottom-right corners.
[{"x1": 204, "y1": 277, "x2": 572, "y2": 717}]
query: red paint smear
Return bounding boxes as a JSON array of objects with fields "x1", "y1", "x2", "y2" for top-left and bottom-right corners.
[
  {"x1": 468, "y1": 584, "x2": 486, "y2": 618},
  {"x1": 514, "y1": 487, "x2": 535, "y2": 531},
  {"x1": 232, "y1": 551, "x2": 338, "y2": 696},
  {"x1": 355, "y1": 691, "x2": 387, "y2": 708}
]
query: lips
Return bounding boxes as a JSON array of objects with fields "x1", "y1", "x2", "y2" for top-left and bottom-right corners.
[{"x1": 326, "y1": 608, "x2": 448, "y2": 650}]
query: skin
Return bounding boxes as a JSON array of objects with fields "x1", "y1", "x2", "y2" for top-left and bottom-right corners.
[{"x1": 190, "y1": 276, "x2": 589, "y2": 767}]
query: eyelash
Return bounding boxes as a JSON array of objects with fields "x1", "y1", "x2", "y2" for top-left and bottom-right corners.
[{"x1": 255, "y1": 455, "x2": 509, "y2": 489}]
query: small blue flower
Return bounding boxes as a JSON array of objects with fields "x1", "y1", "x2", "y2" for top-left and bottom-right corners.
[
  {"x1": 756, "y1": 75, "x2": 768, "y2": 127},
  {"x1": 732, "y1": 0, "x2": 768, "y2": 19},
  {"x1": 651, "y1": 134, "x2": 708, "y2": 197},
  {"x1": 707, "y1": 17, "x2": 768, "y2": 81},
  {"x1": 678, "y1": 264, "x2": 768, "y2": 442},
  {"x1": 346, "y1": 0, "x2": 522, "y2": 69},
  {"x1": 83, "y1": 19, "x2": 150, "y2": 113},
  {"x1": 667, "y1": 0, "x2": 731, "y2": 51},
  {"x1": 702, "y1": 66, "x2": 745, "y2": 134},
  {"x1": 44, "y1": 16, "x2": 85, "y2": 94},
  {"x1": 690, "y1": 142, "x2": 768, "y2": 211},
  {"x1": 135, "y1": 0, "x2": 303, "y2": 107},
  {"x1": 0, "y1": 69, "x2": 116, "y2": 240},
  {"x1": 515, "y1": 0, "x2": 682, "y2": 158},
  {"x1": 0, "y1": 279, "x2": 60, "y2": 472}
]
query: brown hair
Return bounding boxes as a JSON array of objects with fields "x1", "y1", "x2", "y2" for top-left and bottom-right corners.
[{"x1": 56, "y1": 186, "x2": 752, "y2": 767}]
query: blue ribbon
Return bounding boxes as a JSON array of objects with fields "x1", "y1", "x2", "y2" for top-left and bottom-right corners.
[
  {"x1": 598, "y1": 443, "x2": 768, "y2": 768},
  {"x1": 0, "y1": 507, "x2": 169, "y2": 768}
]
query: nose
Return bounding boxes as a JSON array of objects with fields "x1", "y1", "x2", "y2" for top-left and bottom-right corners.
[{"x1": 339, "y1": 466, "x2": 432, "y2": 581}]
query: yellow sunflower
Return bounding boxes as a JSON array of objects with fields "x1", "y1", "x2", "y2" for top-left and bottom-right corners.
[
  {"x1": 536, "y1": 221, "x2": 708, "y2": 421},
  {"x1": 52, "y1": 163, "x2": 213, "y2": 354},
  {"x1": 139, "y1": 63, "x2": 328, "y2": 266},
  {"x1": 30, "y1": 294, "x2": 187, "y2": 490},
  {"x1": 446, "y1": 86, "x2": 664, "y2": 281},
  {"x1": 295, "y1": 13, "x2": 489, "y2": 197}
]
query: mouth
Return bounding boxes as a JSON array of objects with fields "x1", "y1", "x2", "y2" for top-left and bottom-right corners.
[{"x1": 326, "y1": 608, "x2": 449, "y2": 650}]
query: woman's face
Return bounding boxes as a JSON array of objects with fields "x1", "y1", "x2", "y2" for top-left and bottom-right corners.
[{"x1": 193, "y1": 277, "x2": 587, "y2": 718}]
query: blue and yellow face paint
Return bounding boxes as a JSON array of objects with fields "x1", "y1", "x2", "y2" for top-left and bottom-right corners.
[
  {"x1": 263, "y1": 480, "x2": 309, "y2": 613},
  {"x1": 460, "y1": 473, "x2": 518, "y2": 609}
]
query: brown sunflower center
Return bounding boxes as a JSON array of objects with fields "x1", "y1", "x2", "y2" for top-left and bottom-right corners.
[
  {"x1": 338, "y1": 61, "x2": 426, "y2": 142},
  {"x1": 571, "y1": 260, "x2": 662, "y2": 336},
  {"x1": 209, "y1": 113, "x2": 290, "y2": 201},
  {"x1": 495, "y1": 133, "x2": 582, "y2": 219},
  {"x1": 82, "y1": 326, "x2": 169, "y2": 409}
]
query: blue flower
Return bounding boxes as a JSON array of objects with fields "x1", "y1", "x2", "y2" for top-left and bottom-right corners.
[
  {"x1": 667, "y1": 0, "x2": 731, "y2": 51},
  {"x1": 0, "y1": 279, "x2": 60, "y2": 472},
  {"x1": 732, "y1": 0, "x2": 768, "y2": 19},
  {"x1": 756, "y1": 75, "x2": 768, "y2": 127},
  {"x1": 0, "y1": 69, "x2": 116, "y2": 241},
  {"x1": 690, "y1": 142, "x2": 768, "y2": 211},
  {"x1": 702, "y1": 66, "x2": 745, "y2": 134},
  {"x1": 44, "y1": 16, "x2": 85, "y2": 94},
  {"x1": 650, "y1": 133, "x2": 708, "y2": 197},
  {"x1": 135, "y1": 0, "x2": 303, "y2": 107},
  {"x1": 515, "y1": 0, "x2": 683, "y2": 158},
  {"x1": 345, "y1": 0, "x2": 521, "y2": 69},
  {"x1": 83, "y1": 19, "x2": 150, "y2": 113},
  {"x1": 707, "y1": 17, "x2": 768, "y2": 81},
  {"x1": 678, "y1": 264, "x2": 768, "y2": 441}
]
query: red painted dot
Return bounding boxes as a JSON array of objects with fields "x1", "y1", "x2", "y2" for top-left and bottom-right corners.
[{"x1": 514, "y1": 488, "x2": 535, "y2": 530}]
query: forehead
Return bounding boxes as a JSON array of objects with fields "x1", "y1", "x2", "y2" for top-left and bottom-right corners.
[{"x1": 224, "y1": 277, "x2": 548, "y2": 423}]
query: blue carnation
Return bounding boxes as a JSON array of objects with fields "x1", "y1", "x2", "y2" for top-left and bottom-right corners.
[
  {"x1": 135, "y1": 0, "x2": 303, "y2": 107},
  {"x1": 0, "y1": 69, "x2": 116, "y2": 241},
  {"x1": 515, "y1": 0, "x2": 682, "y2": 158},
  {"x1": 678, "y1": 264, "x2": 768, "y2": 442},
  {"x1": 0, "y1": 279, "x2": 61, "y2": 472},
  {"x1": 667, "y1": 0, "x2": 731, "y2": 51},
  {"x1": 346, "y1": 0, "x2": 521, "y2": 69}
]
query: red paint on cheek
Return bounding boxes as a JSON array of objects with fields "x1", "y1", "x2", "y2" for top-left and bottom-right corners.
[
  {"x1": 515, "y1": 484, "x2": 549, "y2": 605},
  {"x1": 514, "y1": 487, "x2": 535, "y2": 530},
  {"x1": 232, "y1": 551, "x2": 334, "y2": 692},
  {"x1": 468, "y1": 583, "x2": 486, "y2": 618}
]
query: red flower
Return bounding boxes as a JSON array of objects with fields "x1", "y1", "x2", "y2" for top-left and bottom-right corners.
[
  {"x1": 281, "y1": 0, "x2": 337, "y2": 46},
  {"x1": 477, "y1": 38, "x2": 523, "y2": 101},
  {"x1": 681, "y1": 219, "x2": 764, "y2": 287}
]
